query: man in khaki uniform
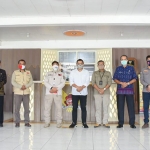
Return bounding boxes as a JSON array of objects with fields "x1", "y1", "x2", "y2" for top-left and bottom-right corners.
[
  {"x1": 44, "y1": 61, "x2": 65, "y2": 128},
  {"x1": 11, "y1": 59, "x2": 33, "y2": 127},
  {"x1": 92, "y1": 60, "x2": 112, "y2": 128}
]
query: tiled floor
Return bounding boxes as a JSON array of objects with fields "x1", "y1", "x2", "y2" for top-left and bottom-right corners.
[{"x1": 0, "y1": 121, "x2": 150, "y2": 150}]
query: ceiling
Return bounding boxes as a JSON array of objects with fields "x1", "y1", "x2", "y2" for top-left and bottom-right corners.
[
  {"x1": 0, "y1": 0, "x2": 150, "y2": 17},
  {"x1": 0, "y1": 0, "x2": 150, "y2": 44},
  {"x1": 1, "y1": 25, "x2": 150, "y2": 41}
]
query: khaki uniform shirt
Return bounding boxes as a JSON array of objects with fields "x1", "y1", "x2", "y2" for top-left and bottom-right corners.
[
  {"x1": 44, "y1": 70, "x2": 65, "y2": 95},
  {"x1": 11, "y1": 70, "x2": 33, "y2": 95},
  {"x1": 91, "y1": 70, "x2": 112, "y2": 95}
]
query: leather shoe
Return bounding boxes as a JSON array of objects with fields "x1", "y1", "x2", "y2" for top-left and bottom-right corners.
[
  {"x1": 0, "y1": 123, "x2": 3, "y2": 127},
  {"x1": 130, "y1": 125, "x2": 136, "y2": 128},
  {"x1": 25, "y1": 123, "x2": 31, "y2": 127},
  {"x1": 117, "y1": 124, "x2": 123, "y2": 128},
  {"x1": 15, "y1": 123, "x2": 20, "y2": 127}
]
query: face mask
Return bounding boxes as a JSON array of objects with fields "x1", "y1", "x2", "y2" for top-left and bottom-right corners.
[
  {"x1": 121, "y1": 60, "x2": 128, "y2": 66},
  {"x1": 98, "y1": 65, "x2": 104, "y2": 70},
  {"x1": 77, "y1": 64, "x2": 84, "y2": 69},
  {"x1": 52, "y1": 65, "x2": 58, "y2": 71},
  {"x1": 147, "y1": 61, "x2": 150, "y2": 66},
  {"x1": 18, "y1": 64, "x2": 25, "y2": 70}
]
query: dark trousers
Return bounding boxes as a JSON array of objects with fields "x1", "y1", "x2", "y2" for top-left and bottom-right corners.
[
  {"x1": 72, "y1": 95, "x2": 87, "y2": 124},
  {"x1": 117, "y1": 94, "x2": 135, "y2": 125},
  {"x1": 0, "y1": 96, "x2": 4, "y2": 124},
  {"x1": 143, "y1": 92, "x2": 150, "y2": 123}
]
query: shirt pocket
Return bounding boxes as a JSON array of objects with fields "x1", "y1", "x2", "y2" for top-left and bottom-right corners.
[
  {"x1": 26, "y1": 75, "x2": 31, "y2": 82},
  {"x1": 48, "y1": 76, "x2": 53, "y2": 83},
  {"x1": 16, "y1": 75, "x2": 21, "y2": 82},
  {"x1": 94, "y1": 74, "x2": 100, "y2": 85}
]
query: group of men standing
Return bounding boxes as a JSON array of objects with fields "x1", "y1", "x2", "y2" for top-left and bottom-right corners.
[{"x1": 0, "y1": 55, "x2": 150, "y2": 129}]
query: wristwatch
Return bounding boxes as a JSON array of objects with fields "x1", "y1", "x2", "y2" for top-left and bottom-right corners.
[
  {"x1": 127, "y1": 82, "x2": 130, "y2": 85},
  {"x1": 103, "y1": 88, "x2": 106, "y2": 91}
]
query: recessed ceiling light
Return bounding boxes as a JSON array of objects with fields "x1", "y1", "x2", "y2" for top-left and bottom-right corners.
[
  {"x1": 26, "y1": 33, "x2": 30, "y2": 38},
  {"x1": 64, "y1": 30, "x2": 85, "y2": 36},
  {"x1": 120, "y1": 32, "x2": 124, "y2": 37}
]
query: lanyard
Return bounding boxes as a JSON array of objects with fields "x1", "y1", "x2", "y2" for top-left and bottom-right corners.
[{"x1": 99, "y1": 71, "x2": 105, "y2": 81}]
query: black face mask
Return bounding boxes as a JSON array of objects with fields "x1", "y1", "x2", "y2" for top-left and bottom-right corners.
[{"x1": 147, "y1": 61, "x2": 150, "y2": 66}]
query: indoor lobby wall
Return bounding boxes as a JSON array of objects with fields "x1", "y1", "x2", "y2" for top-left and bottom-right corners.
[
  {"x1": 0, "y1": 49, "x2": 41, "y2": 121},
  {"x1": 112, "y1": 48, "x2": 150, "y2": 74}
]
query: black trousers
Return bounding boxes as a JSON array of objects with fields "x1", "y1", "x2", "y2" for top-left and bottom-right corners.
[
  {"x1": 0, "y1": 96, "x2": 4, "y2": 124},
  {"x1": 72, "y1": 95, "x2": 87, "y2": 124},
  {"x1": 117, "y1": 94, "x2": 135, "y2": 125}
]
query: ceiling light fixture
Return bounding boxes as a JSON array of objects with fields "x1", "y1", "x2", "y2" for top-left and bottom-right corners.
[
  {"x1": 120, "y1": 32, "x2": 124, "y2": 37},
  {"x1": 64, "y1": 30, "x2": 85, "y2": 36},
  {"x1": 26, "y1": 33, "x2": 30, "y2": 38}
]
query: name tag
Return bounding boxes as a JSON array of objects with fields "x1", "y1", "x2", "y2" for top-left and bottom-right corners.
[{"x1": 99, "y1": 81, "x2": 103, "y2": 85}]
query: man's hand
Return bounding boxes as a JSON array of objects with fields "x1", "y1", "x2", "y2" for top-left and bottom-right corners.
[
  {"x1": 76, "y1": 86, "x2": 83, "y2": 92},
  {"x1": 50, "y1": 87, "x2": 58, "y2": 93},
  {"x1": 21, "y1": 85, "x2": 26, "y2": 90},
  {"x1": 98, "y1": 88, "x2": 104, "y2": 95},
  {"x1": 121, "y1": 82, "x2": 128, "y2": 88},
  {"x1": 147, "y1": 85, "x2": 150, "y2": 92}
]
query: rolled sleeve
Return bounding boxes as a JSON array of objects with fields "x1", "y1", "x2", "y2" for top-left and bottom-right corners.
[{"x1": 83, "y1": 71, "x2": 90, "y2": 87}]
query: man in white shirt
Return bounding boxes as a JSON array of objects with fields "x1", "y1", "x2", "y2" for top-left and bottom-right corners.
[{"x1": 69, "y1": 59, "x2": 90, "y2": 128}]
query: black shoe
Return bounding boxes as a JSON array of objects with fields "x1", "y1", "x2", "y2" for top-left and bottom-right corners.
[
  {"x1": 15, "y1": 123, "x2": 20, "y2": 127},
  {"x1": 25, "y1": 123, "x2": 31, "y2": 127},
  {"x1": 130, "y1": 125, "x2": 136, "y2": 129},
  {"x1": 82, "y1": 123, "x2": 89, "y2": 128},
  {"x1": 0, "y1": 123, "x2": 3, "y2": 127},
  {"x1": 69, "y1": 123, "x2": 77, "y2": 128},
  {"x1": 117, "y1": 124, "x2": 123, "y2": 128}
]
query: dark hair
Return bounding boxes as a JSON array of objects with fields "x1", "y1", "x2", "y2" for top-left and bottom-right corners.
[
  {"x1": 97, "y1": 60, "x2": 104, "y2": 65},
  {"x1": 120, "y1": 55, "x2": 128, "y2": 60},
  {"x1": 18, "y1": 59, "x2": 26, "y2": 64},
  {"x1": 146, "y1": 55, "x2": 150, "y2": 60},
  {"x1": 52, "y1": 61, "x2": 59, "y2": 66},
  {"x1": 76, "y1": 59, "x2": 84, "y2": 63}
]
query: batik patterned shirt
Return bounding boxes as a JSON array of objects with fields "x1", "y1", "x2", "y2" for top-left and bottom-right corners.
[{"x1": 113, "y1": 65, "x2": 137, "y2": 94}]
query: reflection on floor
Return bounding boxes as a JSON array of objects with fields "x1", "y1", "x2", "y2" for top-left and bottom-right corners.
[
  {"x1": 0, "y1": 114, "x2": 150, "y2": 150},
  {"x1": 4, "y1": 112, "x2": 13, "y2": 121}
]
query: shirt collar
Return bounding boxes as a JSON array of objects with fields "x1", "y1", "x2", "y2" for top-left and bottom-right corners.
[
  {"x1": 121, "y1": 65, "x2": 129, "y2": 68},
  {"x1": 52, "y1": 70, "x2": 59, "y2": 73},
  {"x1": 76, "y1": 68, "x2": 84, "y2": 72},
  {"x1": 19, "y1": 69, "x2": 26, "y2": 72}
]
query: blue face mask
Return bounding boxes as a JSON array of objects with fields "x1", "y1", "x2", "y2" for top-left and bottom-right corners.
[{"x1": 121, "y1": 60, "x2": 128, "y2": 66}]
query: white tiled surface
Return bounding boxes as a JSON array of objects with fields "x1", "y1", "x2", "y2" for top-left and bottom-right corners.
[{"x1": 0, "y1": 121, "x2": 150, "y2": 150}]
